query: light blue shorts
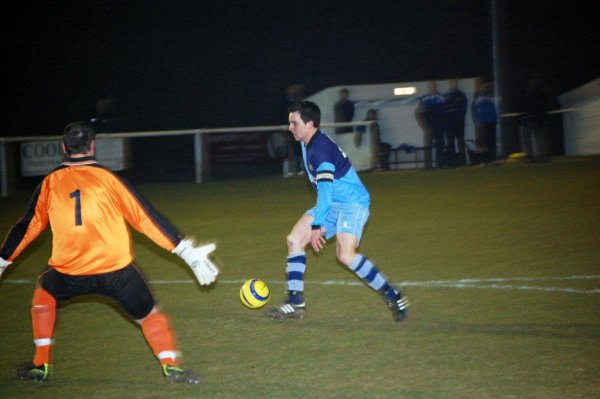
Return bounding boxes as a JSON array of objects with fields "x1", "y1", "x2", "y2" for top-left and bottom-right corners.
[{"x1": 306, "y1": 203, "x2": 370, "y2": 245}]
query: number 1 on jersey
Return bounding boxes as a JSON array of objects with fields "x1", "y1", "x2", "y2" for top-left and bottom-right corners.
[{"x1": 69, "y1": 189, "x2": 82, "y2": 226}]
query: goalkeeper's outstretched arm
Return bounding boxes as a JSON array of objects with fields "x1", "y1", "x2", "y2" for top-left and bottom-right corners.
[{"x1": 172, "y1": 238, "x2": 219, "y2": 286}]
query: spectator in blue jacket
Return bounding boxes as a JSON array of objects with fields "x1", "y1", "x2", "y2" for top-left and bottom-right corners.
[
  {"x1": 471, "y1": 82, "x2": 498, "y2": 165},
  {"x1": 416, "y1": 81, "x2": 446, "y2": 169}
]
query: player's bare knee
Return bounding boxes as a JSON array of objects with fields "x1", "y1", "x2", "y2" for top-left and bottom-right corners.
[
  {"x1": 286, "y1": 233, "x2": 302, "y2": 252},
  {"x1": 336, "y1": 251, "x2": 355, "y2": 267},
  {"x1": 286, "y1": 233, "x2": 310, "y2": 252}
]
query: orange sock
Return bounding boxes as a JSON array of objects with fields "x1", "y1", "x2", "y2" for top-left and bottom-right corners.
[
  {"x1": 141, "y1": 312, "x2": 180, "y2": 366},
  {"x1": 31, "y1": 288, "x2": 57, "y2": 366}
]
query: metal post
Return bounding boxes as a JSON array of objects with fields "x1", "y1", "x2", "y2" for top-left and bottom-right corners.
[
  {"x1": 194, "y1": 132, "x2": 203, "y2": 184},
  {"x1": 491, "y1": 0, "x2": 501, "y2": 155},
  {"x1": 0, "y1": 141, "x2": 7, "y2": 197},
  {"x1": 491, "y1": 0, "x2": 511, "y2": 157}
]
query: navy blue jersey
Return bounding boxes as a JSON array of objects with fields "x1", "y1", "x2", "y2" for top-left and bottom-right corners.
[
  {"x1": 443, "y1": 88, "x2": 467, "y2": 121},
  {"x1": 419, "y1": 92, "x2": 445, "y2": 114},
  {"x1": 418, "y1": 91, "x2": 445, "y2": 129},
  {"x1": 301, "y1": 131, "x2": 370, "y2": 228}
]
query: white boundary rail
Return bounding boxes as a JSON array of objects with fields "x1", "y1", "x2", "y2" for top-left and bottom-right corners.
[{"x1": 0, "y1": 121, "x2": 372, "y2": 197}]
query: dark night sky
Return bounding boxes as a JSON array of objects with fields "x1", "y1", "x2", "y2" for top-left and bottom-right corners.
[{"x1": 2, "y1": 0, "x2": 598, "y2": 136}]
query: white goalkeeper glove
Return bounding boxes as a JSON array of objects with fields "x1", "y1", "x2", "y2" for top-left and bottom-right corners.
[
  {"x1": 0, "y1": 257, "x2": 12, "y2": 279},
  {"x1": 172, "y1": 239, "x2": 219, "y2": 286}
]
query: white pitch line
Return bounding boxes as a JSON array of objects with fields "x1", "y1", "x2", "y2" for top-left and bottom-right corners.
[
  {"x1": 409, "y1": 275, "x2": 600, "y2": 284},
  {"x1": 405, "y1": 283, "x2": 600, "y2": 294},
  {"x1": 2, "y1": 276, "x2": 599, "y2": 294}
]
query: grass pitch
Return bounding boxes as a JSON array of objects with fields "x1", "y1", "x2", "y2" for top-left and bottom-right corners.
[{"x1": 1, "y1": 157, "x2": 599, "y2": 398}]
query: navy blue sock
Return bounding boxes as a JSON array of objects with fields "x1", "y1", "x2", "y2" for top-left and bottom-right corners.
[
  {"x1": 287, "y1": 290, "x2": 305, "y2": 305},
  {"x1": 286, "y1": 252, "x2": 306, "y2": 304},
  {"x1": 348, "y1": 254, "x2": 398, "y2": 299}
]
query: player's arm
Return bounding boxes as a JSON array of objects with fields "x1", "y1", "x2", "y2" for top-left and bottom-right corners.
[
  {"x1": 112, "y1": 176, "x2": 218, "y2": 285},
  {"x1": 0, "y1": 183, "x2": 49, "y2": 267},
  {"x1": 111, "y1": 176, "x2": 181, "y2": 251},
  {"x1": 311, "y1": 161, "x2": 335, "y2": 230},
  {"x1": 310, "y1": 162, "x2": 335, "y2": 251}
]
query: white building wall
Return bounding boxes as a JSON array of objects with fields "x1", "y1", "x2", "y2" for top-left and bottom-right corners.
[
  {"x1": 306, "y1": 78, "x2": 481, "y2": 171},
  {"x1": 558, "y1": 77, "x2": 600, "y2": 156}
]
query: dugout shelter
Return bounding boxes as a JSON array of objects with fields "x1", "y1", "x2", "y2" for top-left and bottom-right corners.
[{"x1": 306, "y1": 78, "x2": 481, "y2": 171}]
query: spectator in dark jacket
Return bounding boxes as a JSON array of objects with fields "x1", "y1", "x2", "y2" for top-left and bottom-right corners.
[
  {"x1": 471, "y1": 82, "x2": 498, "y2": 165},
  {"x1": 518, "y1": 77, "x2": 548, "y2": 161},
  {"x1": 334, "y1": 88, "x2": 355, "y2": 134},
  {"x1": 443, "y1": 80, "x2": 468, "y2": 166}
]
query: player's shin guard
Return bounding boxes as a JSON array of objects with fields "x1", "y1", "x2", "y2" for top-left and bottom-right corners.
[
  {"x1": 348, "y1": 254, "x2": 398, "y2": 299},
  {"x1": 286, "y1": 252, "x2": 306, "y2": 304},
  {"x1": 141, "y1": 312, "x2": 181, "y2": 366},
  {"x1": 31, "y1": 288, "x2": 57, "y2": 366}
]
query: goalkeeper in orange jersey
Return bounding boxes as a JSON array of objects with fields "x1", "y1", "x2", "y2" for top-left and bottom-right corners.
[{"x1": 0, "y1": 121, "x2": 218, "y2": 384}]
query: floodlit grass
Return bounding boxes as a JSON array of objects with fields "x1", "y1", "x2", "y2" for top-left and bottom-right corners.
[{"x1": 1, "y1": 157, "x2": 599, "y2": 398}]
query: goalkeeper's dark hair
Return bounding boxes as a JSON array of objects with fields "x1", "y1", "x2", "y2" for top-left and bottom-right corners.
[
  {"x1": 63, "y1": 121, "x2": 96, "y2": 155},
  {"x1": 288, "y1": 101, "x2": 321, "y2": 128}
]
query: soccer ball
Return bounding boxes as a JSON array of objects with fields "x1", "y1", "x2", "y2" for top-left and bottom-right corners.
[{"x1": 240, "y1": 278, "x2": 270, "y2": 309}]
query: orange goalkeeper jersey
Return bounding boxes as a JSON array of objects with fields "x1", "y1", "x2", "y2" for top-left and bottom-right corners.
[{"x1": 0, "y1": 156, "x2": 181, "y2": 275}]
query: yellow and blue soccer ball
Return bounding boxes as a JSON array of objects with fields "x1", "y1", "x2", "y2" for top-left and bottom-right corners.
[{"x1": 240, "y1": 278, "x2": 270, "y2": 309}]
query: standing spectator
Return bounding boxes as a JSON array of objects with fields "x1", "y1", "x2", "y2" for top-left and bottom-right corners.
[
  {"x1": 443, "y1": 79, "x2": 468, "y2": 166},
  {"x1": 471, "y1": 82, "x2": 498, "y2": 165},
  {"x1": 363, "y1": 108, "x2": 391, "y2": 170},
  {"x1": 416, "y1": 81, "x2": 446, "y2": 169},
  {"x1": 333, "y1": 88, "x2": 355, "y2": 134},
  {"x1": 285, "y1": 84, "x2": 306, "y2": 175},
  {"x1": 0, "y1": 122, "x2": 219, "y2": 384},
  {"x1": 533, "y1": 73, "x2": 561, "y2": 155},
  {"x1": 414, "y1": 98, "x2": 431, "y2": 169},
  {"x1": 89, "y1": 97, "x2": 123, "y2": 133},
  {"x1": 518, "y1": 76, "x2": 548, "y2": 161},
  {"x1": 89, "y1": 96, "x2": 132, "y2": 176}
]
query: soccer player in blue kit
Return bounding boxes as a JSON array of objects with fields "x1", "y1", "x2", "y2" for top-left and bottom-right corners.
[{"x1": 266, "y1": 101, "x2": 409, "y2": 322}]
